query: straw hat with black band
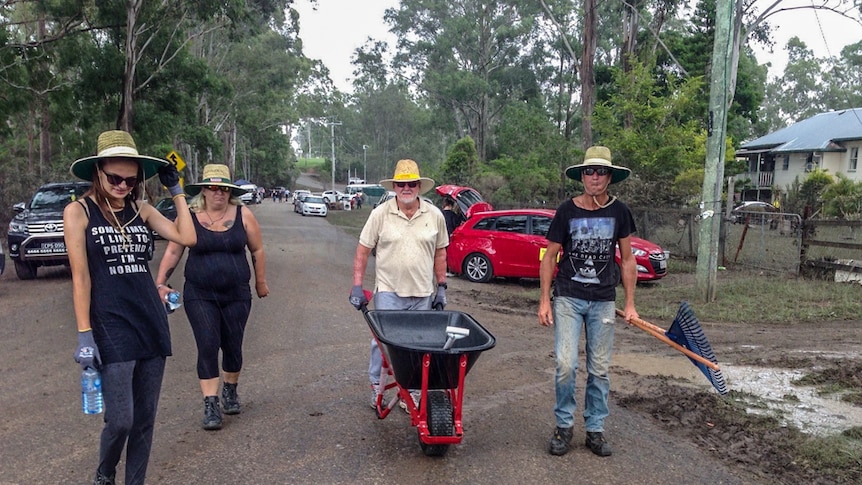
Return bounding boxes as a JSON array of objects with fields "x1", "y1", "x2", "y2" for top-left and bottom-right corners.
[
  {"x1": 564, "y1": 145, "x2": 631, "y2": 185},
  {"x1": 379, "y1": 159, "x2": 435, "y2": 194},
  {"x1": 70, "y1": 130, "x2": 168, "y2": 181},
  {"x1": 184, "y1": 164, "x2": 248, "y2": 197}
]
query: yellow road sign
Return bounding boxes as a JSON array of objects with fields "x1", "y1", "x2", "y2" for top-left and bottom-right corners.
[{"x1": 166, "y1": 150, "x2": 186, "y2": 172}]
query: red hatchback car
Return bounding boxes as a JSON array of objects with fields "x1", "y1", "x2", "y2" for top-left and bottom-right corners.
[{"x1": 446, "y1": 208, "x2": 668, "y2": 283}]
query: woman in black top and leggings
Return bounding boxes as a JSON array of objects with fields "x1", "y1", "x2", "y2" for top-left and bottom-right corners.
[
  {"x1": 155, "y1": 164, "x2": 269, "y2": 431},
  {"x1": 65, "y1": 130, "x2": 197, "y2": 485}
]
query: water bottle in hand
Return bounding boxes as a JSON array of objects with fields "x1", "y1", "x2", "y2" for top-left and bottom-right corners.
[
  {"x1": 82, "y1": 367, "x2": 103, "y2": 414},
  {"x1": 165, "y1": 291, "x2": 182, "y2": 313}
]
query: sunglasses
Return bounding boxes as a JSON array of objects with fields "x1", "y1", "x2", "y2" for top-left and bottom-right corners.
[
  {"x1": 582, "y1": 167, "x2": 611, "y2": 176},
  {"x1": 102, "y1": 171, "x2": 138, "y2": 187},
  {"x1": 394, "y1": 181, "x2": 419, "y2": 188},
  {"x1": 206, "y1": 185, "x2": 231, "y2": 193}
]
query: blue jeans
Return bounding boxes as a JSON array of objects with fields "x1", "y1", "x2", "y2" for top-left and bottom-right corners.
[
  {"x1": 552, "y1": 297, "x2": 615, "y2": 432},
  {"x1": 368, "y1": 291, "x2": 432, "y2": 384}
]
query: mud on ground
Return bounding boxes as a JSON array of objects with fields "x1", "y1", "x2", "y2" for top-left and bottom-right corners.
[{"x1": 452, "y1": 274, "x2": 862, "y2": 485}]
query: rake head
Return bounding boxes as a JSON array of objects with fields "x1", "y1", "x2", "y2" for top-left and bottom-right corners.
[{"x1": 665, "y1": 302, "x2": 728, "y2": 395}]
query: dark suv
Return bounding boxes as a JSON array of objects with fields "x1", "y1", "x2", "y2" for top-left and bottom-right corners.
[{"x1": 7, "y1": 182, "x2": 91, "y2": 279}]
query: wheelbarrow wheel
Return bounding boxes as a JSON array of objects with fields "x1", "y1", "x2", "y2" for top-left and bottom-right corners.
[{"x1": 420, "y1": 390, "x2": 453, "y2": 457}]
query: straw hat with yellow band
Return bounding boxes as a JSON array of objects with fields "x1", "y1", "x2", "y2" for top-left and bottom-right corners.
[
  {"x1": 70, "y1": 130, "x2": 168, "y2": 181},
  {"x1": 564, "y1": 145, "x2": 632, "y2": 185},
  {"x1": 184, "y1": 164, "x2": 249, "y2": 197},
  {"x1": 379, "y1": 159, "x2": 435, "y2": 194}
]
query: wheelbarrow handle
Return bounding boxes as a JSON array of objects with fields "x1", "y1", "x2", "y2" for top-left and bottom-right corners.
[{"x1": 615, "y1": 309, "x2": 720, "y2": 371}]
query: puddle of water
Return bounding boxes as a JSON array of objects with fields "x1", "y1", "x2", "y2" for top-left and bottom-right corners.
[
  {"x1": 614, "y1": 350, "x2": 862, "y2": 436},
  {"x1": 723, "y1": 364, "x2": 862, "y2": 436}
]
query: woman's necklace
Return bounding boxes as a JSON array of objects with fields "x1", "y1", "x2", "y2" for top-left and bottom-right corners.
[
  {"x1": 206, "y1": 206, "x2": 229, "y2": 225},
  {"x1": 105, "y1": 197, "x2": 136, "y2": 251}
]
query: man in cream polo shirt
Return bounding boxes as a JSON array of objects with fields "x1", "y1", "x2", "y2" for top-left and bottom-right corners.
[{"x1": 349, "y1": 159, "x2": 449, "y2": 408}]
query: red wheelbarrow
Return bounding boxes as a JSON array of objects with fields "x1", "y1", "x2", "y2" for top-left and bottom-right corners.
[{"x1": 361, "y1": 307, "x2": 496, "y2": 456}]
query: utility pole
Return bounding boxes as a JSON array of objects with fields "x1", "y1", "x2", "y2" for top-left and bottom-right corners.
[
  {"x1": 696, "y1": 0, "x2": 736, "y2": 302},
  {"x1": 326, "y1": 120, "x2": 342, "y2": 191},
  {"x1": 362, "y1": 145, "x2": 368, "y2": 182}
]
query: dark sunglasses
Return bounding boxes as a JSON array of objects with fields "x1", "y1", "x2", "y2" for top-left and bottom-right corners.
[
  {"x1": 582, "y1": 167, "x2": 611, "y2": 176},
  {"x1": 394, "y1": 181, "x2": 419, "y2": 188},
  {"x1": 206, "y1": 185, "x2": 231, "y2": 193},
  {"x1": 102, "y1": 171, "x2": 138, "y2": 187}
]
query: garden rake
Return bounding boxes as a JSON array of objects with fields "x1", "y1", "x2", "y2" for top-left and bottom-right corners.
[{"x1": 616, "y1": 302, "x2": 728, "y2": 395}]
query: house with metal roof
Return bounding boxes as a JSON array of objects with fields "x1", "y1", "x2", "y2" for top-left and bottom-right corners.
[{"x1": 735, "y1": 108, "x2": 862, "y2": 202}]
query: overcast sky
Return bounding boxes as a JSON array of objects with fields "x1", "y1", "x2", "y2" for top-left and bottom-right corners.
[{"x1": 292, "y1": 0, "x2": 861, "y2": 92}]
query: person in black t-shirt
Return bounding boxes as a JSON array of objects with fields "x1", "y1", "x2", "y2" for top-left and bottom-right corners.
[
  {"x1": 65, "y1": 130, "x2": 197, "y2": 485},
  {"x1": 537, "y1": 145, "x2": 640, "y2": 458},
  {"x1": 441, "y1": 197, "x2": 463, "y2": 236}
]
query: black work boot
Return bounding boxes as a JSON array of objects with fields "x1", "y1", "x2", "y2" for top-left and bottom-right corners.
[
  {"x1": 203, "y1": 396, "x2": 223, "y2": 430},
  {"x1": 585, "y1": 431, "x2": 613, "y2": 456},
  {"x1": 548, "y1": 426, "x2": 574, "y2": 456},
  {"x1": 93, "y1": 470, "x2": 115, "y2": 485},
  {"x1": 222, "y1": 382, "x2": 241, "y2": 415}
]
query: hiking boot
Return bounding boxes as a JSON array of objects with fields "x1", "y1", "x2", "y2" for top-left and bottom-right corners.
[
  {"x1": 93, "y1": 470, "x2": 115, "y2": 485},
  {"x1": 548, "y1": 426, "x2": 573, "y2": 456},
  {"x1": 585, "y1": 431, "x2": 613, "y2": 456},
  {"x1": 203, "y1": 396, "x2": 223, "y2": 430},
  {"x1": 222, "y1": 382, "x2": 241, "y2": 415}
]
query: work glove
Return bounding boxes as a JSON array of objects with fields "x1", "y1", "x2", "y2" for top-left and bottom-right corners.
[
  {"x1": 75, "y1": 330, "x2": 101, "y2": 371},
  {"x1": 349, "y1": 285, "x2": 368, "y2": 310},
  {"x1": 158, "y1": 163, "x2": 183, "y2": 196},
  {"x1": 432, "y1": 285, "x2": 447, "y2": 310}
]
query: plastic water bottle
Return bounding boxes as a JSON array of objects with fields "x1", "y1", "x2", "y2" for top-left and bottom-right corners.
[
  {"x1": 165, "y1": 291, "x2": 182, "y2": 313},
  {"x1": 82, "y1": 367, "x2": 103, "y2": 414}
]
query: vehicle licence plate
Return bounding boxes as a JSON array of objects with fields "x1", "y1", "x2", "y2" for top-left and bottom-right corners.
[
  {"x1": 659, "y1": 260, "x2": 667, "y2": 269},
  {"x1": 25, "y1": 241, "x2": 66, "y2": 255}
]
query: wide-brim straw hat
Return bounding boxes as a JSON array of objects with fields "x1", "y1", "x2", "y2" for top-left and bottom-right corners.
[
  {"x1": 565, "y1": 145, "x2": 632, "y2": 185},
  {"x1": 70, "y1": 130, "x2": 168, "y2": 181},
  {"x1": 379, "y1": 159, "x2": 435, "y2": 194},
  {"x1": 184, "y1": 164, "x2": 248, "y2": 197}
]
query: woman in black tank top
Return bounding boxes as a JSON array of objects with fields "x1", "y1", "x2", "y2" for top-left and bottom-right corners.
[
  {"x1": 64, "y1": 130, "x2": 197, "y2": 485},
  {"x1": 154, "y1": 163, "x2": 269, "y2": 431}
]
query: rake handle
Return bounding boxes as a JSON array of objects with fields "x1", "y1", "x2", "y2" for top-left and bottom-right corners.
[{"x1": 616, "y1": 309, "x2": 720, "y2": 371}]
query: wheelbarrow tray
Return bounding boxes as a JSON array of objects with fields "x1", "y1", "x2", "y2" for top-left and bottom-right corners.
[{"x1": 364, "y1": 310, "x2": 496, "y2": 390}]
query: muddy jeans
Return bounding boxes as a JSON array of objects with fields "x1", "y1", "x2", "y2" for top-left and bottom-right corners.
[{"x1": 552, "y1": 297, "x2": 615, "y2": 432}]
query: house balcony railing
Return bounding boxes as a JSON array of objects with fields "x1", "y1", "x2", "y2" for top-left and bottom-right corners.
[{"x1": 737, "y1": 171, "x2": 774, "y2": 188}]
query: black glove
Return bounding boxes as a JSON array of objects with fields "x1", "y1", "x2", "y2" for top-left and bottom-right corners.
[
  {"x1": 158, "y1": 163, "x2": 182, "y2": 196},
  {"x1": 432, "y1": 285, "x2": 447, "y2": 309},
  {"x1": 75, "y1": 330, "x2": 101, "y2": 371},
  {"x1": 349, "y1": 285, "x2": 368, "y2": 310}
]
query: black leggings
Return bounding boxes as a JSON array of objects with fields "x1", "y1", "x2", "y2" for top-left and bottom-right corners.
[
  {"x1": 184, "y1": 298, "x2": 251, "y2": 379},
  {"x1": 99, "y1": 357, "x2": 166, "y2": 485}
]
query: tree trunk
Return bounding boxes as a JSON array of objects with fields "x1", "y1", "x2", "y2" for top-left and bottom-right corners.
[
  {"x1": 120, "y1": 0, "x2": 143, "y2": 132},
  {"x1": 580, "y1": 0, "x2": 597, "y2": 149}
]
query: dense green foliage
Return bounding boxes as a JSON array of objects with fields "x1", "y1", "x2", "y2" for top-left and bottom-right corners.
[{"x1": 3, "y1": 0, "x2": 861, "y2": 226}]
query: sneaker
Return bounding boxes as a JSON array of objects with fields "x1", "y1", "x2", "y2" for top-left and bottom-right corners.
[
  {"x1": 398, "y1": 391, "x2": 420, "y2": 414},
  {"x1": 203, "y1": 396, "x2": 223, "y2": 430},
  {"x1": 548, "y1": 426, "x2": 573, "y2": 456},
  {"x1": 370, "y1": 384, "x2": 379, "y2": 409},
  {"x1": 585, "y1": 431, "x2": 612, "y2": 456},
  {"x1": 222, "y1": 382, "x2": 241, "y2": 415},
  {"x1": 93, "y1": 470, "x2": 115, "y2": 485}
]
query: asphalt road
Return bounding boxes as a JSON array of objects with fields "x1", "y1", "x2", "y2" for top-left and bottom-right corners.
[{"x1": 0, "y1": 201, "x2": 761, "y2": 485}]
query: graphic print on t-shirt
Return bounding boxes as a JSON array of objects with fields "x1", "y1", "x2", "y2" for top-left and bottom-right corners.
[
  {"x1": 89, "y1": 223, "x2": 151, "y2": 275},
  {"x1": 566, "y1": 217, "x2": 616, "y2": 285}
]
